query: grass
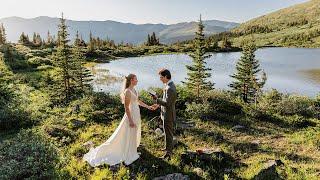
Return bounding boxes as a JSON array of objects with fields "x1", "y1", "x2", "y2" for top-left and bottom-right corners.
[
  {"x1": 300, "y1": 69, "x2": 320, "y2": 84},
  {"x1": 34, "y1": 110, "x2": 320, "y2": 179}
]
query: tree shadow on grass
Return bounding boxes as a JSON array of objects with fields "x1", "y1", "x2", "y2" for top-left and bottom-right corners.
[{"x1": 128, "y1": 147, "x2": 202, "y2": 179}]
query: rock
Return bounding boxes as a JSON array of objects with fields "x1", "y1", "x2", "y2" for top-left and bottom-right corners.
[
  {"x1": 176, "y1": 119, "x2": 195, "y2": 129},
  {"x1": 181, "y1": 148, "x2": 226, "y2": 165},
  {"x1": 193, "y1": 167, "x2": 204, "y2": 176},
  {"x1": 153, "y1": 173, "x2": 189, "y2": 180},
  {"x1": 173, "y1": 136, "x2": 178, "y2": 146},
  {"x1": 83, "y1": 141, "x2": 94, "y2": 148},
  {"x1": 109, "y1": 164, "x2": 120, "y2": 172},
  {"x1": 232, "y1": 125, "x2": 246, "y2": 132},
  {"x1": 70, "y1": 119, "x2": 86, "y2": 128},
  {"x1": 196, "y1": 148, "x2": 221, "y2": 155},
  {"x1": 251, "y1": 140, "x2": 260, "y2": 145},
  {"x1": 155, "y1": 128, "x2": 164, "y2": 136},
  {"x1": 177, "y1": 123, "x2": 192, "y2": 129},
  {"x1": 265, "y1": 159, "x2": 284, "y2": 168},
  {"x1": 72, "y1": 104, "x2": 80, "y2": 114},
  {"x1": 253, "y1": 159, "x2": 284, "y2": 180}
]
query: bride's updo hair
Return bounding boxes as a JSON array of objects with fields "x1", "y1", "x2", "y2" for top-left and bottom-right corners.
[{"x1": 120, "y1": 74, "x2": 136, "y2": 104}]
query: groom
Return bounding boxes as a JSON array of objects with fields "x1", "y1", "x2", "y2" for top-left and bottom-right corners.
[{"x1": 151, "y1": 69, "x2": 177, "y2": 159}]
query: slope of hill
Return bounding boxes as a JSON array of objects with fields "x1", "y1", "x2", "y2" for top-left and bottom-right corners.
[
  {"x1": 231, "y1": 0, "x2": 320, "y2": 47},
  {"x1": 0, "y1": 16, "x2": 238, "y2": 44}
]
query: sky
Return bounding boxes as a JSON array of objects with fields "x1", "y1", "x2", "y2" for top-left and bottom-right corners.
[{"x1": 0, "y1": 0, "x2": 309, "y2": 24}]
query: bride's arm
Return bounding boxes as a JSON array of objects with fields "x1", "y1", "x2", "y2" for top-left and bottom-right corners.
[
  {"x1": 138, "y1": 100, "x2": 152, "y2": 110},
  {"x1": 124, "y1": 90, "x2": 136, "y2": 127}
]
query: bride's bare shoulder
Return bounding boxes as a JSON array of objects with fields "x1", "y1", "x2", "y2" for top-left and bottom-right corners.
[{"x1": 123, "y1": 88, "x2": 131, "y2": 97}]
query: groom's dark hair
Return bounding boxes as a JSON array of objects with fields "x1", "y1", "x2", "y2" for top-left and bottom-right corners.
[{"x1": 158, "y1": 68, "x2": 171, "y2": 79}]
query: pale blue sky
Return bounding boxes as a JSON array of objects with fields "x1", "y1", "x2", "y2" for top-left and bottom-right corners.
[{"x1": 0, "y1": 0, "x2": 309, "y2": 24}]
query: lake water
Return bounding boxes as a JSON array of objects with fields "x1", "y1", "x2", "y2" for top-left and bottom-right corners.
[{"x1": 92, "y1": 48, "x2": 320, "y2": 97}]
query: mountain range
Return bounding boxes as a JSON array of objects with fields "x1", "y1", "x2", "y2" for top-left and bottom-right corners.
[{"x1": 0, "y1": 16, "x2": 239, "y2": 44}]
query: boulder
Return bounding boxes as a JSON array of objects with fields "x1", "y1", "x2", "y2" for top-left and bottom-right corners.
[
  {"x1": 70, "y1": 119, "x2": 86, "y2": 128},
  {"x1": 153, "y1": 173, "x2": 189, "y2": 180},
  {"x1": 231, "y1": 125, "x2": 246, "y2": 132}
]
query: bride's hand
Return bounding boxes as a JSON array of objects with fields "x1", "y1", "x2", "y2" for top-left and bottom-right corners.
[
  {"x1": 148, "y1": 104, "x2": 158, "y2": 111},
  {"x1": 129, "y1": 121, "x2": 136, "y2": 128},
  {"x1": 147, "y1": 105, "x2": 155, "y2": 110}
]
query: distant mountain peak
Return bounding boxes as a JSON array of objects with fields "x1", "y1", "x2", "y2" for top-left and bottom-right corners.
[{"x1": 0, "y1": 16, "x2": 239, "y2": 44}]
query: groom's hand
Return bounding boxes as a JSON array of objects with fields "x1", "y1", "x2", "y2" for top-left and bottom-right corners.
[
  {"x1": 152, "y1": 94, "x2": 158, "y2": 100},
  {"x1": 150, "y1": 104, "x2": 159, "y2": 110}
]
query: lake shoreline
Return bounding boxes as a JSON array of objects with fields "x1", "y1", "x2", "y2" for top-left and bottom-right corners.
[{"x1": 89, "y1": 47, "x2": 320, "y2": 97}]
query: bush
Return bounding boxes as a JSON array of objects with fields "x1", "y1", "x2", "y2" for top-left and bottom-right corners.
[
  {"x1": 0, "y1": 85, "x2": 34, "y2": 130},
  {"x1": 87, "y1": 92, "x2": 124, "y2": 123},
  {"x1": 277, "y1": 95, "x2": 315, "y2": 117},
  {"x1": 205, "y1": 90, "x2": 243, "y2": 115},
  {"x1": 185, "y1": 101, "x2": 214, "y2": 120},
  {"x1": 27, "y1": 56, "x2": 52, "y2": 67},
  {"x1": 0, "y1": 129, "x2": 59, "y2": 179},
  {"x1": 258, "y1": 90, "x2": 316, "y2": 118}
]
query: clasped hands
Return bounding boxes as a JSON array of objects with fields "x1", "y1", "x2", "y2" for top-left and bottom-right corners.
[{"x1": 147, "y1": 104, "x2": 159, "y2": 111}]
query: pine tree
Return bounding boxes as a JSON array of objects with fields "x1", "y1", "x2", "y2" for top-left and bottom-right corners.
[
  {"x1": 0, "y1": 25, "x2": 3, "y2": 45},
  {"x1": 33, "y1": 32, "x2": 37, "y2": 44},
  {"x1": 229, "y1": 41, "x2": 267, "y2": 103},
  {"x1": 19, "y1": 32, "x2": 30, "y2": 45},
  {"x1": 88, "y1": 31, "x2": 95, "y2": 53},
  {"x1": 183, "y1": 15, "x2": 213, "y2": 99},
  {"x1": 221, "y1": 35, "x2": 232, "y2": 49},
  {"x1": 47, "y1": 31, "x2": 51, "y2": 44},
  {"x1": 146, "y1": 32, "x2": 160, "y2": 46},
  {"x1": 71, "y1": 42, "x2": 93, "y2": 93},
  {"x1": 74, "y1": 31, "x2": 81, "y2": 46},
  {"x1": 147, "y1": 34, "x2": 151, "y2": 45},
  {"x1": 52, "y1": 13, "x2": 73, "y2": 104},
  {"x1": 1, "y1": 24, "x2": 6, "y2": 44}
]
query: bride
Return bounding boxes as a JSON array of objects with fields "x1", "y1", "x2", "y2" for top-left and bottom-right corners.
[{"x1": 83, "y1": 74, "x2": 155, "y2": 166}]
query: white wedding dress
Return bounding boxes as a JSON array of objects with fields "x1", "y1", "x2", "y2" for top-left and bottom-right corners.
[{"x1": 83, "y1": 89, "x2": 141, "y2": 166}]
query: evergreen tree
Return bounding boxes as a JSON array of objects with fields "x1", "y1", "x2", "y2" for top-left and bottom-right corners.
[
  {"x1": 18, "y1": 32, "x2": 30, "y2": 45},
  {"x1": 71, "y1": 41, "x2": 93, "y2": 93},
  {"x1": 47, "y1": 31, "x2": 52, "y2": 44},
  {"x1": 79, "y1": 35, "x2": 86, "y2": 46},
  {"x1": 183, "y1": 15, "x2": 213, "y2": 99},
  {"x1": 52, "y1": 13, "x2": 73, "y2": 104},
  {"x1": 0, "y1": 28, "x2": 3, "y2": 45},
  {"x1": 32, "y1": 32, "x2": 37, "y2": 44},
  {"x1": 147, "y1": 34, "x2": 151, "y2": 45},
  {"x1": 229, "y1": 41, "x2": 267, "y2": 103},
  {"x1": 35, "y1": 33, "x2": 42, "y2": 46},
  {"x1": 88, "y1": 31, "x2": 95, "y2": 53},
  {"x1": 1, "y1": 24, "x2": 6, "y2": 44},
  {"x1": 146, "y1": 32, "x2": 160, "y2": 46},
  {"x1": 74, "y1": 31, "x2": 81, "y2": 46},
  {"x1": 221, "y1": 35, "x2": 232, "y2": 49}
]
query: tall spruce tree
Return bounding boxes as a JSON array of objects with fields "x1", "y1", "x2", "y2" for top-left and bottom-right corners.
[
  {"x1": 52, "y1": 13, "x2": 73, "y2": 104},
  {"x1": 74, "y1": 31, "x2": 81, "y2": 46},
  {"x1": 19, "y1": 32, "x2": 30, "y2": 45},
  {"x1": 32, "y1": 32, "x2": 37, "y2": 44},
  {"x1": 183, "y1": 15, "x2": 213, "y2": 99},
  {"x1": 88, "y1": 31, "x2": 95, "y2": 53},
  {"x1": 221, "y1": 35, "x2": 232, "y2": 49},
  {"x1": 0, "y1": 28, "x2": 3, "y2": 45},
  {"x1": 229, "y1": 41, "x2": 267, "y2": 103},
  {"x1": 71, "y1": 39, "x2": 93, "y2": 93},
  {"x1": 1, "y1": 24, "x2": 6, "y2": 44}
]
